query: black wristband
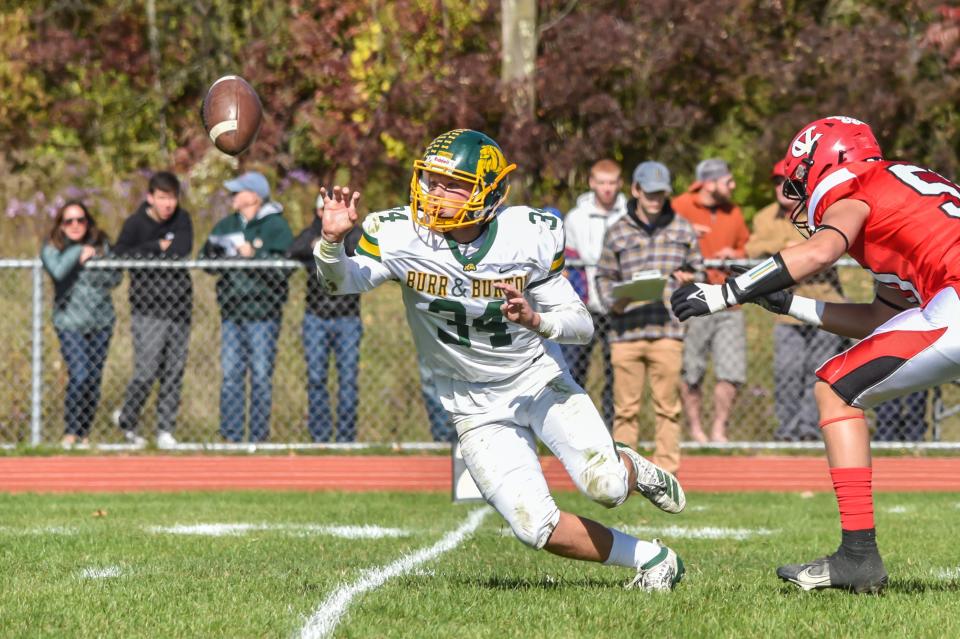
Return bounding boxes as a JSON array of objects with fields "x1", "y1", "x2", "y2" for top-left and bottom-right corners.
[{"x1": 725, "y1": 253, "x2": 797, "y2": 304}]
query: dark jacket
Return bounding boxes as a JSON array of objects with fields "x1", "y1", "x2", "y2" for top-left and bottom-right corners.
[
  {"x1": 113, "y1": 202, "x2": 194, "y2": 322},
  {"x1": 40, "y1": 240, "x2": 122, "y2": 332},
  {"x1": 288, "y1": 218, "x2": 361, "y2": 318},
  {"x1": 200, "y1": 201, "x2": 294, "y2": 321}
]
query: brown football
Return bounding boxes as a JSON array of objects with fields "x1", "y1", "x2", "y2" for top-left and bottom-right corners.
[{"x1": 201, "y1": 75, "x2": 262, "y2": 155}]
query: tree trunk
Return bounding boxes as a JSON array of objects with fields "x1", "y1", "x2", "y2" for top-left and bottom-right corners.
[
  {"x1": 501, "y1": 0, "x2": 537, "y2": 121},
  {"x1": 146, "y1": 0, "x2": 169, "y2": 160}
]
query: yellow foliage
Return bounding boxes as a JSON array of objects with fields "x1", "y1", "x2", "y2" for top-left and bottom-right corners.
[
  {"x1": 379, "y1": 132, "x2": 409, "y2": 162},
  {"x1": 0, "y1": 9, "x2": 47, "y2": 126}
]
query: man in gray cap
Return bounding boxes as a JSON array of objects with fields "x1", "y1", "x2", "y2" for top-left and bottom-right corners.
[
  {"x1": 672, "y1": 158, "x2": 751, "y2": 444},
  {"x1": 201, "y1": 170, "x2": 293, "y2": 443},
  {"x1": 595, "y1": 161, "x2": 704, "y2": 475}
]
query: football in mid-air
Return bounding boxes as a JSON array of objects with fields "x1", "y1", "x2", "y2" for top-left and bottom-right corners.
[{"x1": 201, "y1": 75, "x2": 262, "y2": 155}]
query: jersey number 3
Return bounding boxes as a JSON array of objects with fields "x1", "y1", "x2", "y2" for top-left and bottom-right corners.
[{"x1": 428, "y1": 300, "x2": 512, "y2": 348}]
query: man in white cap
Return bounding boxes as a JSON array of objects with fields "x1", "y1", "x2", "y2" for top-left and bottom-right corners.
[{"x1": 201, "y1": 170, "x2": 293, "y2": 443}]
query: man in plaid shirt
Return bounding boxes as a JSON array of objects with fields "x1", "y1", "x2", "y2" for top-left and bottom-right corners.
[{"x1": 595, "y1": 161, "x2": 703, "y2": 474}]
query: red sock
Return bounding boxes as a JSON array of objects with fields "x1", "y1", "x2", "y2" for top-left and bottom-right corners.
[{"x1": 830, "y1": 467, "x2": 874, "y2": 531}]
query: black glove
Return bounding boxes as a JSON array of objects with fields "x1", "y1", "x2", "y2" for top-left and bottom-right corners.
[{"x1": 670, "y1": 282, "x2": 732, "y2": 321}]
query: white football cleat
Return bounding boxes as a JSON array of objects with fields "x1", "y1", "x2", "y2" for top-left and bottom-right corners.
[
  {"x1": 156, "y1": 431, "x2": 178, "y2": 450},
  {"x1": 617, "y1": 443, "x2": 686, "y2": 513},
  {"x1": 626, "y1": 540, "x2": 685, "y2": 591},
  {"x1": 123, "y1": 430, "x2": 147, "y2": 448}
]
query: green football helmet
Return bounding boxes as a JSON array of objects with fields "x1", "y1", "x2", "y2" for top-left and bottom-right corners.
[{"x1": 410, "y1": 129, "x2": 517, "y2": 231}]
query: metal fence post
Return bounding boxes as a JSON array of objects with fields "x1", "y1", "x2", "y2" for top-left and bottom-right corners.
[{"x1": 31, "y1": 259, "x2": 43, "y2": 445}]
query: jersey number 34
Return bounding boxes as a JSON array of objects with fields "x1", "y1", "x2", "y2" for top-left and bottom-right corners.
[{"x1": 429, "y1": 299, "x2": 512, "y2": 348}]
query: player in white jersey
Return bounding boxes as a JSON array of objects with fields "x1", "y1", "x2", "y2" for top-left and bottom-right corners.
[{"x1": 314, "y1": 129, "x2": 686, "y2": 591}]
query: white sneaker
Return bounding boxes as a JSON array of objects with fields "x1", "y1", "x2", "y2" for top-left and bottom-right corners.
[
  {"x1": 617, "y1": 443, "x2": 686, "y2": 513},
  {"x1": 626, "y1": 540, "x2": 685, "y2": 591},
  {"x1": 123, "y1": 430, "x2": 147, "y2": 447},
  {"x1": 156, "y1": 431, "x2": 177, "y2": 450}
]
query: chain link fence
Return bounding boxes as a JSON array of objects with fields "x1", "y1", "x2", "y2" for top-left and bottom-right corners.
[{"x1": 2, "y1": 258, "x2": 959, "y2": 449}]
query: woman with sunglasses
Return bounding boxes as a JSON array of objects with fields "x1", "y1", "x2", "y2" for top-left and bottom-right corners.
[{"x1": 40, "y1": 200, "x2": 122, "y2": 448}]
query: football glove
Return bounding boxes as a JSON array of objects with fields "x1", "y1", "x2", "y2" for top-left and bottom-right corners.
[
  {"x1": 671, "y1": 264, "x2": 799, "y2": 322},
  {"x1": 670, "y1": 282, "x2": 733, "y2": 321}
]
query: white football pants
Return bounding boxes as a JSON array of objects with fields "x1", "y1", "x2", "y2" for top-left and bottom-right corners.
[{"x1": 439, "y1": 350, "x2": 629, "y2": 549}]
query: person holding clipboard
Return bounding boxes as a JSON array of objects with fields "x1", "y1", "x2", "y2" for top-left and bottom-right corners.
[{"x1": 595, "y1": 161, "x2": 703, "y2": 475}]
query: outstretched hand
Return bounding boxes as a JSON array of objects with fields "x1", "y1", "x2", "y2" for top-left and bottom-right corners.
[
  {"x1": 669, "y1": 282, "x2": 730, "y2": 321},
  {"x1": 319, "y1": 186, "x2": 361, "y2": 243},
  {"x1": 495, "y1": 282, "x2": 539, "y2": 331}
]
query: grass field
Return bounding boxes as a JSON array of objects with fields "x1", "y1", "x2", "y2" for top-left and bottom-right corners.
[{"x1": 2, "y1": 489, "x2": 959, "y2": 638}]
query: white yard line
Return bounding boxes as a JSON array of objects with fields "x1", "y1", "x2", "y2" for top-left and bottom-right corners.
[
  {"x1": 298, "y1": 507, "x2": 490, "y2": 639},
  {"x1": 934, "y1": 566, "x2": 960, "y2": 580},
  {"x1": 0, "y1": 526, "x2": 79, "y2": 536},
  {"x1": 883, "y1": 505, "x2": 911, "y2": 514},
  {"x1": 148, "y1": 523, "x2": 411, "y2": 539},
  {"x1": 624, "y1": 524, "x2": 777, "y2": 540},
  {"x1": 78, "y1": 566, "x2": 123, "y2": 579}
]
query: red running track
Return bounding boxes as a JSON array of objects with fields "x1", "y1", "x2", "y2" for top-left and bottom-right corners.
[{"x1": 1, "y1": 455, "x2": 958, "y2": 493}]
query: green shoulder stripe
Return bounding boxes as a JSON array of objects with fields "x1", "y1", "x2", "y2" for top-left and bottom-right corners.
[
  {"x1": 356, "y1": 231, "x2": 382, "y2": 262},
  {"x1": 549, "y1": 250, "x2": 565, "y2": 275}
]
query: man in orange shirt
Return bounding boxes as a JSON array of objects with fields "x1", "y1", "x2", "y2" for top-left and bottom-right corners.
[{"x1": 671, "y1": 159, "x2": 750, "y2": 443}]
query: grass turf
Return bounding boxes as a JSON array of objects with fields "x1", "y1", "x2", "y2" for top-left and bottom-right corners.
[{"x1": 1, "y1": 490, "x2": 958, "y2": 638}]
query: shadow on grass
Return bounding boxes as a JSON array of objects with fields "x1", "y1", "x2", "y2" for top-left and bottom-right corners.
[
  {"x1": 458, "y1": 575, "x2": 618, "y2": 590},
  {"x1": 777, "y1": 578, "x2": 960, "y2": 596},
  {"x1": 889, "y1": 578, "x2": 960, "y2": 594}
]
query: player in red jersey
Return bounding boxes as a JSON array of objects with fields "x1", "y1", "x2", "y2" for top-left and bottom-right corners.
[{"x1": 670, "y1": 115, "x2": 960, "y2": 593}]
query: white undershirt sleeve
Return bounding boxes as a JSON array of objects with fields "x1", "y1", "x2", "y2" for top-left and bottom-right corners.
[
  {"x1": 313, "y1": 238, "x2": 393, "y2": 294},
  {"x1": 526, "y1": 274, "x2": 595, "y2": 344}
]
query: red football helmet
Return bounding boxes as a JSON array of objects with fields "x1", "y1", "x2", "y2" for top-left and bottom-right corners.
[{"x1": 781, "y1": 116, "x2": 883, "y2": 233}]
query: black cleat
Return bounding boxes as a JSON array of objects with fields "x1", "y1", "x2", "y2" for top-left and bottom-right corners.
[{"x1": 777, "y1": 550, "x2": 888, "y2": 594}]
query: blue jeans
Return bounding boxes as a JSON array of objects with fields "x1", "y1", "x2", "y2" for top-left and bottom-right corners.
[
  {"x1": 302, "y1": 314, "x2": 362, "y2": 442},
  {"x1": 56, "y1": 326, "x2": 113, "y2": 438},
  {"x1": 418, "y1": 359, "x2": 453, "y2": 442},
  {"x1": 220, "y1": 319, "x2": 281, "y2": 442}
]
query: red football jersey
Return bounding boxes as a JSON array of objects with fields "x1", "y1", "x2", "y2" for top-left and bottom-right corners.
[{"x1": 808, "y1": 160, "x2": 960, "y2": 304}]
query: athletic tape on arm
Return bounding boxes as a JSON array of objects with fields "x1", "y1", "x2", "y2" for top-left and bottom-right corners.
[{"x1": 725, "y1": 253, "x2": 796, "y2": 305}]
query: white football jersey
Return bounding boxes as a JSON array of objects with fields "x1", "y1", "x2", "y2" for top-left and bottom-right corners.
[{"x1": 336, "y1": 205, "x2": 574, "y2": 382}]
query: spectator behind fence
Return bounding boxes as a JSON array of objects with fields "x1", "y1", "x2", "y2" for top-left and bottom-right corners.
[
  {"x1": 561, "y1": 159, "x2": 627, "y2": 427},
  {"x1": 745, "y1": 160, "x2": 847, "y2": 442},
  {"x1": 418, "y1": 354, "x2": 453, "y2": 442},
  {"x1": 40, "y1": 201, "x2": 122, "y2": 449},
  {"x1": 672, "y1": 158, "x2": 750, "y2": 443},
  {"x1": 595, "y1": 161, "x2": 703, "y2": 475},
  {"x1": 289, "y1": 193, "x2": 363, "y2": 442},
  {"x1": 874, "y1": 390, "x2": 929, "y2": 442},
  {"x1": 201, "y1": 171, "x2": 293, "y2": 443},
  {"x1": 112, "y1": 171, "x2": 193, "y2": 449}
]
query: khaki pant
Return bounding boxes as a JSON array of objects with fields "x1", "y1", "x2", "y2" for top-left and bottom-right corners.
[{"x1": 611, "y1": 338, "x2": 683, "y2": 473}]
